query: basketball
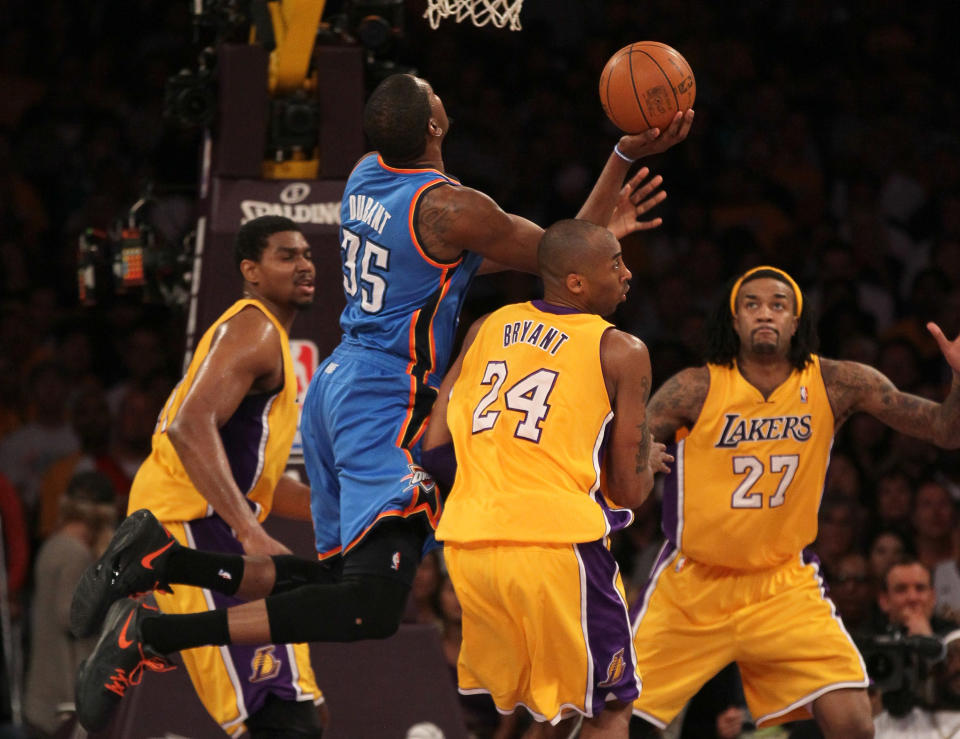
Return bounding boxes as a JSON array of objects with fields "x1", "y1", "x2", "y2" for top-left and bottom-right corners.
[{"x1": 599, "y1": 41, "x2": 696, "y2": 134}]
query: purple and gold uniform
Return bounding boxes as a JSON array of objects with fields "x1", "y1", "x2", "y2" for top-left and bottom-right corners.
[
  {"x1": 128, "y1": 299, "x2": 322, "y2": 737},
  {"x1": 437, "y1": 301, "x2": 639, "y2": 724},
  {"x1": 630, "y1": 358, "x2": 868, "y2": 728}
]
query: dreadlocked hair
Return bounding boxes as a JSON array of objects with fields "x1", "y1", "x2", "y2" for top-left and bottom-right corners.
[{"x1": 704, "y1": 269, "x2": 819, "y2": 370}]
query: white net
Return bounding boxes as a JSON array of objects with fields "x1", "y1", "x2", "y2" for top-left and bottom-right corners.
[{"x1": 423, "y1": 0, "x2": 524, "y2": 31}]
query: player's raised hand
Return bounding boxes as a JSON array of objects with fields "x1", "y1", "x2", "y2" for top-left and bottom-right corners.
[
  {"x1": 618, "y1": 109, "x2": 695, "y2": 159},
  {"x1": 608, "y1": 167, "x2": 666, "y2": 239},
  {"x1": 927, "y1": 321, "x2": 960, "y2": 374},
  {"x1": 648, "y1": 439, "x2": 674, "y2": 475}
]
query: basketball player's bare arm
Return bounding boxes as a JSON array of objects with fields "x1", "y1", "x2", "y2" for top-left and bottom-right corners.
[
  {"x1": 645, "y1": 366, "x2": 710, "y2": 443},
  {"x1": 602, "y1": 329, "x2": 673, "y2": 509},
  {"x1": 418, "y1": 169, "x2": 671, "y2": 274},
  {"x1": 269, "y1": 476, "x2": 312, "y2": 521},
  {"x1": 167, "y1": 307, "x2": 293, "y2": 556},
  {"x1": 417, "y1": 185, "x2": 543, "y2": 272},
  {"x1": 822, "y1": 352, "x2": 960, "y2": 449},
  {"x1": 578, "y1": 109, "x2": 693, "y2": 232}
]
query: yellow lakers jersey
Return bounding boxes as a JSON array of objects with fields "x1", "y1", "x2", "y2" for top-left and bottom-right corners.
[
  {"x1": 664, "y1": 357, "x2": 835, "y2": 570},
  {"x1": 128, "y1": 299, "x2": 298, "y2": 523},
  {"x1": 437, "y1": 301, "x2": 633, "y2": 545}
]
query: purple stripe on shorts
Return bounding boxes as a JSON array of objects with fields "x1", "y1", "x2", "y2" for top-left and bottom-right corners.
[
  {"x1": 186, "y1": 517, "x2": 305, "y2": 718},
  {"x1": 575, "y1": 539, "x2": 641, "y2": 712},
  {"x1": 629, "y1": 540, "x2": 676, "y2": 623},
  {"x1": 594, "y1": 487, "x2": 633, "y2": 533}
]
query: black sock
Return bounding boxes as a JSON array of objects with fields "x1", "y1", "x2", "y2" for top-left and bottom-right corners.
[
  {"x1": 164, "y1": 548, "x2": 244, "y2": 596},
  {"x1": 141, "y1": 610, "x2": 230, "y2": 654},
  {"x1": 270, "y1": 555, "x2": 337, "y2": 594}
]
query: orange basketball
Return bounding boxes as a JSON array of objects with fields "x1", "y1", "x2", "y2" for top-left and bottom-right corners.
[{"x1": 599, "y1": 41, "x2": 696, "y2": 134}]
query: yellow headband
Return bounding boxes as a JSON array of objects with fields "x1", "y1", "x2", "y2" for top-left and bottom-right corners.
[{"x1": 729, "y1": 265, "x2": 803, "y2": 317}]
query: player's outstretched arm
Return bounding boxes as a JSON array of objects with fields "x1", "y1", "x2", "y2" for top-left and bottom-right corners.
[
  {"x1": 601, "y1": 329, "x2": 668, "y2": 509},
  {"x1": 167, "y1": 307, "x2": 293, "y2": 555},
  {"x1": 821, "y1": 355, "x2": 960, "y2": 449},
  {"x1": 577, "y1": 109, "x2": 694, "y2": 232}
]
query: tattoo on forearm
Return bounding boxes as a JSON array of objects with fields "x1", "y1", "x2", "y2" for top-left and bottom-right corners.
[
  {"x1": 826, "y1": 359, "x2": 960, "y2": 445},
  {"x1": 640, "y1": 374, "x2": 650, "y2": 403},
  {"x1": 636, "y1": 421, "x2": 650, "y2": 474}
]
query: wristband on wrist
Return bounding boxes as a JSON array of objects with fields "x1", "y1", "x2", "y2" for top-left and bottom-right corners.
[{"x1": 614, "y1": 143, "x2": 637, "y2": 163}]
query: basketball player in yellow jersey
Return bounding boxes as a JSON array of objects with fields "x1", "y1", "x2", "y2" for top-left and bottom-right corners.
[
  {"x1": 630, "y1": 265, "x2": 960, "y2": 738},
  {"x1": 423, "y1": 219, "x2": 672, "y2": 738},
  {"x1": 72, "y1": 215, "x2": 327, "y2": 737}
]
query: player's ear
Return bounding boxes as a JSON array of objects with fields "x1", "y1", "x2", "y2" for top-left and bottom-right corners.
[
  {"x1": 566, "y1": 273, "x2": 584, "y2": 294},
  {"x1": 428, "y1": 119, "x2": 443, "y2": 137},
  {"x1": 240, "y1": 258, "x2": 260, "y2": 285}
]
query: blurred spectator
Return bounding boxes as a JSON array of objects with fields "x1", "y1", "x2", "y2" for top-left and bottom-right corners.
[
  {"x1": 911, "y1": 480, "x2": 959, "y2": 573},
  {"x1": 868, "y1": 528, "x2": 913, "y2": 588},
  {"x1": 877, "y1": 558, "x2": 957, "y2": 638},
  {"x1": 106, "y1": 323, "x2": 170, "y2": 415},
  {"x1": 35, "y1": 386, "x2": 125, "y2": 540},
  {"x1": 813, "y1": 496, "x2": 863, "y2": 582},
  {"x1": 934, "y1": 546, "x2": 960, "y2": 626},
  {"x1": 823, "y1": 452, "x2": 863, "y2": 503},
  {"x1": 870, "y1": 468, "x2": 915, "y2": 539},
  {"x1": 830, "y1": 552, "x2": 879, "y2": 635},
  {"x1": 0, "y1": 361, "x2": 77, "y2": 521},
  {"x1": 23, "y1": 471, "x2": 116, "y2": 738},
  {"x1": 0, "y1": 473, "x2": 29, "y2": 739}
]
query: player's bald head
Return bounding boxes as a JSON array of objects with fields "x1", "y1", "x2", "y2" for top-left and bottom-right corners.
[{"x1": 538, "y1": 219, "x2": 613, "y2": 286}]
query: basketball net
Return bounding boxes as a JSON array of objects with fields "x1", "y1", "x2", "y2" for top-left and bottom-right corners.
[{"x1": 423, "y1": 0, "x2": 524, "y2": 31}]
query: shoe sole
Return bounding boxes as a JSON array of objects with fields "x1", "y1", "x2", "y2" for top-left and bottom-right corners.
[{"x1": 70, "y1": 510, "x2": 162, "y2": 638}]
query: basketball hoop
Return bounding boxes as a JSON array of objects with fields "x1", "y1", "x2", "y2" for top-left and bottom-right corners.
[{"x1": 423, "y1": 0, "x2": 524, "y2": 31}]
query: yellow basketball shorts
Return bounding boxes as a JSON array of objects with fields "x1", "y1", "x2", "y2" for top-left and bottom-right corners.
[
  {"x1": 444, "y1": 539, "x2": 640, "y2": 725},
  {"x1": 158, "y1": 519, "x2": 323, "y2": 737},
  {"x1": 630, "y1": 544, "x2": 868, "y2": 728}
]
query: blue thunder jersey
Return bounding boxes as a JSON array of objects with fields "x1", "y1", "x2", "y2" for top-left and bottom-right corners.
[{"x1": 338, "y1": 153, "x2": 484, "y2": 378}]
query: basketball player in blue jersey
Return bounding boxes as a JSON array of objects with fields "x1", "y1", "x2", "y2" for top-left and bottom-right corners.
[
  {"x1": 629, "y1": 266, "x2": 960, "y2": 738},
  {"x1": 71, "y1": 75, "x2": 693, "y2": 732}
]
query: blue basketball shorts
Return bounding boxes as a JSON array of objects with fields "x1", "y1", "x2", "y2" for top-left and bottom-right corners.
[{"x1": 300, "y1": 343, "x2": 442, "y2": 559}]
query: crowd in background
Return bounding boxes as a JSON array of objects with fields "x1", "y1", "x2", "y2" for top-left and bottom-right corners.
[{"x1": 2, "y1": 0, "x2": 960, "y2": 736}]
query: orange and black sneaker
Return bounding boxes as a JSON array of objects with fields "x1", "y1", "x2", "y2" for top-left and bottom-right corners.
[
  {"x1": 70, "y1": 509, "x2": 179, "y2": 638},
  {"x1": 75, "y1": 597, "x2": 176, "y2": 732}
]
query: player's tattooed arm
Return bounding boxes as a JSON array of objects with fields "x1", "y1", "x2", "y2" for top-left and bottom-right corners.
[
  {"x1": 635, "y1": 375, "x2": 651, "y2": 473},
  {"x1": 602, "y1": 329, "x2": 664, "y2": 507},
  {"x1": 416, "y1": 184, "x2": 542, "y2": 273},
  {"x1": 646, "y1": 366, "x2": 710, "y2": 444},
  {"x1": 821, "y1": 358, "x2": 960, "y2": 448}
]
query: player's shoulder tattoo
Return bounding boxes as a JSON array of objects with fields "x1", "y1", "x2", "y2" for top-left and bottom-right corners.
[
  {"x1": 417, "y1": 184, "x2": 462, "y2": 251},
  {"x1": 648, "y1": 365, "x2": 710, "y2": 438}
]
